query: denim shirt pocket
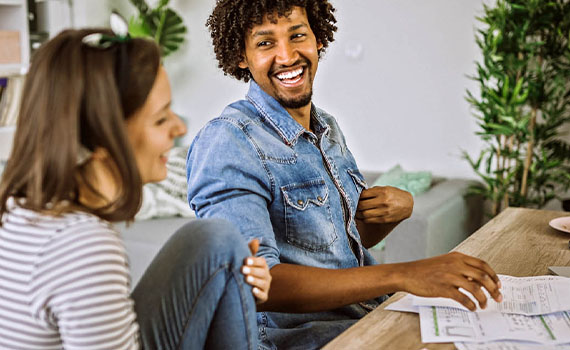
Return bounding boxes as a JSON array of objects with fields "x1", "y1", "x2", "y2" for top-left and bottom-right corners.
[
  {"x1": 281, "y1": 179, "x2": 338, "y2": 252},
  {"x1": 347, "y1": 169, "x2": 368, "y2": 195}
]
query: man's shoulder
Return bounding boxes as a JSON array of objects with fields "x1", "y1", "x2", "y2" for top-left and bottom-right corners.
[
  {"x1": 206, "y1": 99, "x2": 261, "y2": 129},
  {"x1": 190, "y1": 100, "x2": 264, "y2": 154}
]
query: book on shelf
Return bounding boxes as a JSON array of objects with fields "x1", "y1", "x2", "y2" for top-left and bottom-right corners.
[{"x1": 0, "y1": 76, "x2": 24, "y2": 127}]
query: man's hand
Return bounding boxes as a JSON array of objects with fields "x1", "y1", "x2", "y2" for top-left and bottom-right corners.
[
  {"x1": 242, "y1": 239, "x2": 272, "y2": 304},
  {"x1": 397, "y1": 252, "x2": 503, "y2": 311},
  {"x1": 356, "y1": 186, "x2": 413, "y2": 224}
]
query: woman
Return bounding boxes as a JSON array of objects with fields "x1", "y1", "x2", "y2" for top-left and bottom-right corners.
[{"x1": 0, "y1": 26, "x2": 270, "y2": 349}]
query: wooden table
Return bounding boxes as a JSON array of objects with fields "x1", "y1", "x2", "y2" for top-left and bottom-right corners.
[{"x1": 323, "y1": 207, "x2": 570, "y2": 350}]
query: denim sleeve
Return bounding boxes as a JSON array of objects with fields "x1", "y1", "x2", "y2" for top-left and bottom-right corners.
[{"x1": 186, "y1": 119, "x2": 281, "y2": 269}]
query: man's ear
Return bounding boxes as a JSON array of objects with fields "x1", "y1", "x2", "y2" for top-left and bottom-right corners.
[
  {"x1": 238, "y1": 57, "x2": 248, "y2": 69},
  {"x1": 317, "y1": 41, "x2": 324, "y2": 51}
]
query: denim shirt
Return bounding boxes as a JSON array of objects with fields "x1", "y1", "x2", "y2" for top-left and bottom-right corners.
[{"x1": 187, "y1": 81, "x2": 383, "y2": 349}]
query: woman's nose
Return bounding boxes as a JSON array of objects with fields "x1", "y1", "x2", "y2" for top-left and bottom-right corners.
[{"x1": 172, "y1": 113, "x2": 187, "y2": 138}]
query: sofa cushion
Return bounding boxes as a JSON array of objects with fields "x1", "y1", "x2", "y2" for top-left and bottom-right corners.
[
  {"x1": 372, "y1": 164, "x2": 432, "y2": 197},
  {"x1": 136, "y1": 147, "x2": 194, "y2": 220}
]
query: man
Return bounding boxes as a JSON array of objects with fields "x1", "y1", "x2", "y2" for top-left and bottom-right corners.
[{"x1": 187, "y1": 1, "x2": 502, "y2": 349}]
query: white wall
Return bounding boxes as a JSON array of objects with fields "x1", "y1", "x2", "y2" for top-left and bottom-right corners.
[
  {"x1": 316, "y1": 0, "x2": 486, "y2": 178},
  {"x1": 75, "y1": 0, "x2": 489, "y2": 178}
]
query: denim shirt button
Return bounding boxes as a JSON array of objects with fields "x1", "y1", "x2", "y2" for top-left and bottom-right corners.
[
  {"x1": 297, "y1": 199, "x2": 304, "y2": 205},
  {"x1": 317, "y1": 196, "x2": 323, "y2": 202}
]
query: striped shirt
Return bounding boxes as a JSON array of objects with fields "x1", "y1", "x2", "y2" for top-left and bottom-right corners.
[{"x1": 0, "y1": 198, "x2": 140, "y2": 349}]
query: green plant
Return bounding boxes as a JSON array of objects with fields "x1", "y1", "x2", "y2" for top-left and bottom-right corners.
[
  {"x1": 128, "y1": 0, "x2": 186, "y2": 57},
  {"x1": 464, "y1": 0, "x2": 570, "y2": 216}
]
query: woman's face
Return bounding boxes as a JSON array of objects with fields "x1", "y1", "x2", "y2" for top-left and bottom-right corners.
[{"x1": 126, "y1": 67, "x2": 187, "y2": 184}]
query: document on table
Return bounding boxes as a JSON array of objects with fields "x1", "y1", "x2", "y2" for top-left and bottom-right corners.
[
  {"x1": 413, "y1": 275, "x2": 570, "y2": 315},
  {"x1": 419, "y1": 306, "x2": 570, "y2": 344},
  {"x1": 455, "y1": 340, "x2": 570, "y2": 350},
  {"x1": 384, "y1": 294, "x2": 418, "y2": 313}
]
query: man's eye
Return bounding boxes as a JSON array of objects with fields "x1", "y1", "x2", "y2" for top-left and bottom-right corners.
[
  {"x1": 292, "y1": 33, "x2": 306, "y2": 40},
  {"x1": 257, "y1": 41, "x2": 271, "y2": 47}
]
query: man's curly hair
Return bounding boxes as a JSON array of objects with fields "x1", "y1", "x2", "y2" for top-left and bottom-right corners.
[{"x1": 206, "y1": 0, "x2": 337, "y2": 82}]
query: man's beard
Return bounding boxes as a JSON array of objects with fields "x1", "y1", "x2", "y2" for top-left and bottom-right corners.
[
  {"x1": 270, "y1": 58, "x2": 313, "y2": 109},
  {"x1": 276, "y1": 90, "x2": 313, "y2": 109}
]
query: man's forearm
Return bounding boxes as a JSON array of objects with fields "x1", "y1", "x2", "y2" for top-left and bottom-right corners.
[
  {"x1": 258, "y1": 252, "x2": 504, "y2": 314},
  {"x1": 256, "y1": 263, "x2": 404, "y2": 313}
]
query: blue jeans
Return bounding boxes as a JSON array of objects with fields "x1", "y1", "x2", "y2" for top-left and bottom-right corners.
[{"x1": 132, "y1": 219, "x2": 257, "y2": 350}]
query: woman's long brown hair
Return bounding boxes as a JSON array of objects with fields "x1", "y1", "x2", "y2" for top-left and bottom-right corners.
[{"x1": 0, "y1": 29, "x2": 160, "y2": 222}]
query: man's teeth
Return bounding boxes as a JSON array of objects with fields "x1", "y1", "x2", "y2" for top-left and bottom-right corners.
[{"x1": 276, "y1": 68, "x2": 303, "y2": 80}]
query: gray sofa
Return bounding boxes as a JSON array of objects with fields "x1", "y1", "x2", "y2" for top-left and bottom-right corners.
[
  {"x1": 118, "y1": 172, "x2": 483, "y2": 287},
  {"x1": 370, "y1": 177, "x2": 483, "y2": 264}
]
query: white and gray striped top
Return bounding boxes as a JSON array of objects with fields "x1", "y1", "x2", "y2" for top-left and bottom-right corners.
[{"x1": 0, "y1": 198, "x2": 140, "y2": 349}]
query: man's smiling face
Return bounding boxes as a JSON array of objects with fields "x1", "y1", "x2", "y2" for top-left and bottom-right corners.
[{"x1": 239, "y1": 7, "x2": 323, "y2": 110}]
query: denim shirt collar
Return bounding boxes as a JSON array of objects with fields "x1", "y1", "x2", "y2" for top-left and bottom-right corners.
[{"x1": 246, "y1": 80, "x2": 328, "y2": 146}]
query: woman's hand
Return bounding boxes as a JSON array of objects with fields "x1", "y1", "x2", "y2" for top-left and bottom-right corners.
[{"x1": 242, "y1": 239, "x2": 272, "y2": 304}]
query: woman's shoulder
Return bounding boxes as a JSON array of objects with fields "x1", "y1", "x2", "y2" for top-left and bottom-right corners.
[
  {"x1": 44, "y1": 211, "x2": 125, "y2": 257},
  {"x1": 56, "y1": 210, "x2": 116, "y2": 236},
  {"x1": 30, "y1": 209, "x2": 131, "y2": 294},
  {"x1": 3, "y1": 199, "x2": 123, "y2": 254}
]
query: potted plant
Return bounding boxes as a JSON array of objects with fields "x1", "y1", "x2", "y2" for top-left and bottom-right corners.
[
  {"x1": 128, "y1": 0, "x2": 186, "y2": 58},
  {"x1": 464, "y1": 0, "x2": 570, "y2": 216}
]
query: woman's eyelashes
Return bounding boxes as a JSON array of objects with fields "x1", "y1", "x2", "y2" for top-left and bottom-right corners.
[{"x1": 154, "y1": 115, "x2": 168, "y2": 126}]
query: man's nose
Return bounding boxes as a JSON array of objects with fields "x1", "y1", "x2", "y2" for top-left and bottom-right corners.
[{"x1": 275, "y1": 41, "x2": 299, "y2": 66}]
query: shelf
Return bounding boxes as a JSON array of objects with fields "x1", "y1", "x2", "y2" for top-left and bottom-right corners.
[
  {"x1": 0, "y1": 0, "x2": 23, "y2": 6},
  {"x1": 0, "y1": 63, "x2": 28, "y2": 77},
  {"x1": 0, "y1": 0, "x2": 29, "y2": 78},
  {"x1": 0, "y1": 125, "x2": 16, "y2": 132}
]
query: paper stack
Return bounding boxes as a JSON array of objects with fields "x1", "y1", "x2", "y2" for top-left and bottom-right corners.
[{"x1": 386, "y1": 275, "x2": 570, "y2": 350}]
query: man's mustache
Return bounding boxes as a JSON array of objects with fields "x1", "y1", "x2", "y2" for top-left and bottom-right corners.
[{"x1": 269, "y1": 58, "x2": 310, "y2": 76}]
